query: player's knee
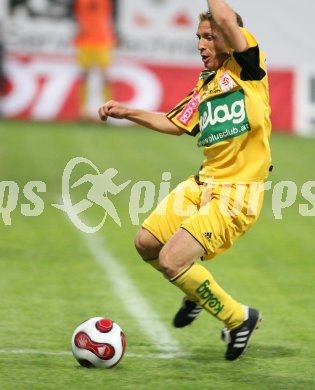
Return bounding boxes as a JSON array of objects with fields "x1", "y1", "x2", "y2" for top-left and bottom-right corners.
[
  {"x1": 159, "y1": 248, "x2": 181, "y2": 279},
  {"x1": 134, "y1": 228, "x2": 162, "y2": 261},
  {"x1": 134, "y1": 230, "x2": 146, "y2": 259}
]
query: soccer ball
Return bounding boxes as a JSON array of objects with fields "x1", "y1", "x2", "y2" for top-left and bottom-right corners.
[{"x1": 71, "y1": 317, "x2": 126, "y2": 368}]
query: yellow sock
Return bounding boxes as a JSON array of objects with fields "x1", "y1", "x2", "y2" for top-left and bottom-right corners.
[{"x1": 171, "y1": 263, "x2": 244, "y2": 329}]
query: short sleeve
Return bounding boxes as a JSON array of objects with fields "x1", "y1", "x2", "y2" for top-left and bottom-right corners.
[
  {"x1": 166, "y1": 89, "x2": 200, "y2": 136},
  {"x1": 231, "y1": 28, "x2": 267, "y2": 81}
]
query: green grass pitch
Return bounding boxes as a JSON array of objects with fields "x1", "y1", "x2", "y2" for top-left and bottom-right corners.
[{"x1": 0, "y1": 120, "x2": 314, "y2": 389}]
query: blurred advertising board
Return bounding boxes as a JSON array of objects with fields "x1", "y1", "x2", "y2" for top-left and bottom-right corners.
[{"x1": 0, "y1": 0, "x2": 313, "y2": 135}]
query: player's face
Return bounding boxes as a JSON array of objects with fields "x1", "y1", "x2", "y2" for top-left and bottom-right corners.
[{"x1": 197, "y1": 20, "x2": 229, "y2": 71}]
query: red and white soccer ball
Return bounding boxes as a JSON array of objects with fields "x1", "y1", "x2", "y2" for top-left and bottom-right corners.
[{"x1": 71, "y1": 317, "x2": 126, "y2": 368}]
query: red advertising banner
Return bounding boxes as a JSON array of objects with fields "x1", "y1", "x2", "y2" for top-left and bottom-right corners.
[
  {"x1": 3, "y1": 54, "x2": 294, "y2": 134},
  {"x1": 1, "y1": 0, "x2": 314, "y2": 134},
  {"x1": 268, "y1": 70, "x2": 294, "y2": 132}
]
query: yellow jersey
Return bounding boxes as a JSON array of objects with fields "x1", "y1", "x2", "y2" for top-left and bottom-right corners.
[{"x1": 167, "y1": 28, "x2": 272, "y2": 183}]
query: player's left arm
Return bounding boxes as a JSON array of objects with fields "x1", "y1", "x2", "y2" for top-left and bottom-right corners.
[{"x1": 207, "y1": 0, "x2": 248, "y2": 52}]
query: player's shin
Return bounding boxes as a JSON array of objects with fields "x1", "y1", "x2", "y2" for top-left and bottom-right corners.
[{"x1": 171, "y1": 263, "x2": 244, "y2": 330}]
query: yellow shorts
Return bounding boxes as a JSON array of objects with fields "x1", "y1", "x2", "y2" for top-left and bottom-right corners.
[
  {"x1": 142, "y1": 176, "x2": 264, "y2": 260},
  {"x1": 76, "y1": 46, "x2": 112, "y2": 69}
]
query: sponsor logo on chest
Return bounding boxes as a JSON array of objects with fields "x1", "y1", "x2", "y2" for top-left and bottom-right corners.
[
  {"x1": 197, "y1": 89, "x2": 251, "y2": 147},
  {"x1": 200, "y1": 93, "x2": 246, "y2": 130}
]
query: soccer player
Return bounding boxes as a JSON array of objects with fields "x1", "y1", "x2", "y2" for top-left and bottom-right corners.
[
  {"x1": 73, "y1": 0, "x2": 116, "y2": 121},
  {"x1": 98, "y1": 0, "x2": 272, "y2": 361}
]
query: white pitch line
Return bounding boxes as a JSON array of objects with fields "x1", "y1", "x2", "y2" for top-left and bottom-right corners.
[
  {"x1": 81, "y1": 232, "x2": 185, "y2": 358},
  {"x1": 0, "y1": 349, "x2": 186, "y2": 360}
]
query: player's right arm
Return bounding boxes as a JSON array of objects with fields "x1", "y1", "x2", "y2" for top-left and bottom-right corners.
[
  {"x1": 207, "y1": 0, "x2": 248, "y2": 52},
  {"x1": 98, "y1": 100, "x2": 186, "y2": 136}
]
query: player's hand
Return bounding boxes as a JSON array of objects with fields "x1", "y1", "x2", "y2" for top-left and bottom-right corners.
[{"x1": 98, "y1": 100, "x2": 128, "y2": 122}]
